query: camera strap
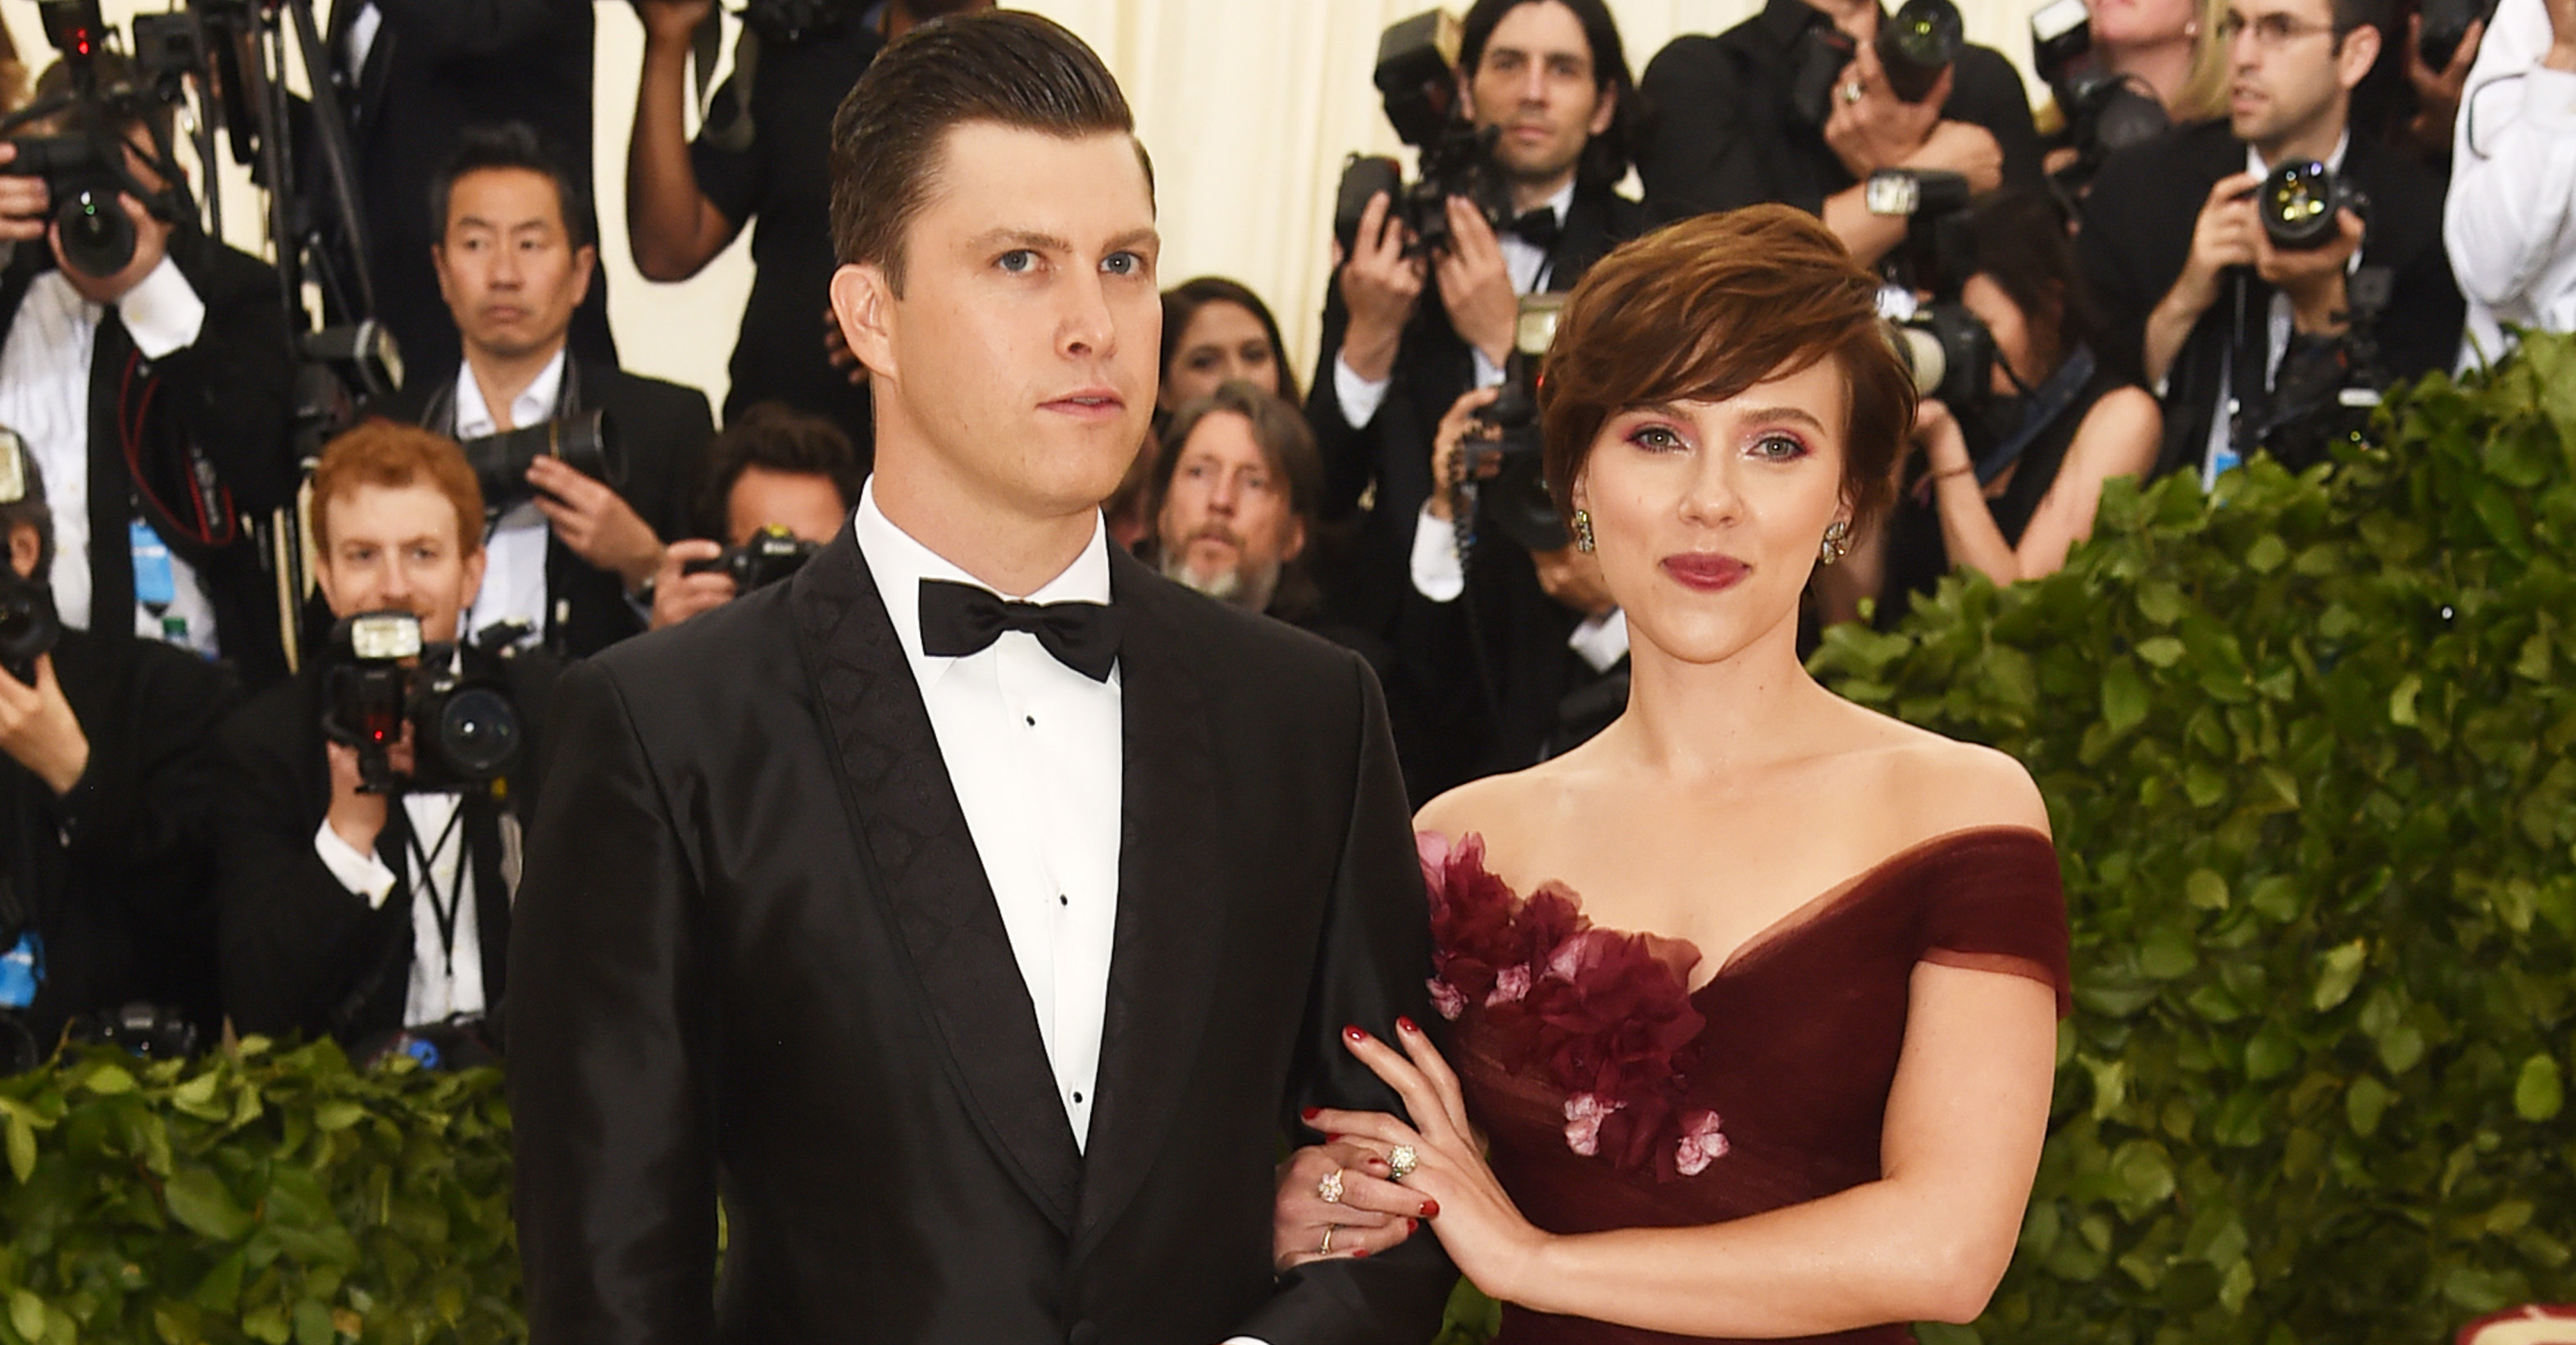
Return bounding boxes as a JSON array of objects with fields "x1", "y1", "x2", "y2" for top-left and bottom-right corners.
[{"x1": 401, "y1": 797, "x2": 471, "y2": 979}]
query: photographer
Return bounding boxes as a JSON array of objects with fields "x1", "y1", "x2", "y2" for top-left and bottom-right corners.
[
  {"x1": 2445, "y1": 0, "x2": 2576, "y2": 360},
  {"x1": 647, "y1": 402, "x2": 858, "y2": 630},
  {"x1": 373, "y1": 123, "x2": 712, "y2": 658},
  {"x1": 0, "y1": 433, "x2": 236, "y2": 1062},
  {"x1": 627, "y1": 0, "x2": 991, "y2": 449},
  {"x1": 0, "y1": 54, "x2": 298, "y2": 687},
  {"x1": 2078, "y1": 0, "x2": 2463, "y2": 483},
  {"x1": 212, "y1": 420, "x2": 549, "y2": 1052},
  {"x1": 1635, "y1": 0, "x2": 2045, "y2": 262}
]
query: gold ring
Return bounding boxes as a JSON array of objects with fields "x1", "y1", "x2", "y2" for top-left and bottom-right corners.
[
  {"x1": 1388, "y1": 1143, "x2": 1419, "y2": 1180},
  {"x1": 1317, "y1": 1169, "x2": 1345, "y2": 1204},
  {"x1": 1320, "y1": 1224, "x2": 1337, "y2": 1254},
  {"x1": 1842, "y1": 79, "x2": 1866, "y2": 104}
]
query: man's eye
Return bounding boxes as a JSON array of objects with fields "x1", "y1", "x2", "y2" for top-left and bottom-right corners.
[
  {"x1": 998, "y1": 250, "x2": 1037, "y2": 273},
  {"x1": 1102, "y1": 252, "x2": 1144, "y2": 277}
]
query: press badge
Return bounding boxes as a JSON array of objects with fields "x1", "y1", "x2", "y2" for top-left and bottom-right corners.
[{"x1": 130, "y1": 519, "x2": 176, "y2": 608}]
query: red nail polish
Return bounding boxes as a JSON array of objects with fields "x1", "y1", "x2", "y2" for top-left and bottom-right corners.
[
  {"x1": 1397, "y1": 1016, "x2": 1419, "y2": 1034},
  {"x1": 1301, "y1": 1106, "x2": 1320, "y2": 1121},
  {"x1": 1344, "y1": 1025, "x2": 1368, "y2": 1042},
  {"x1": 1352, "y1": 1247, "x2": 1370, "y2": 1259},
  {"x1": 1406, "y1": 1218, "x2": 1418, "y2": 1233},
  {"x1": 1421, "y1": 1199, "x2": 1440, "y2": 1218},
  {"x1": 1327, "y1": 1134, "x2": 1343, "y2": 1143}
]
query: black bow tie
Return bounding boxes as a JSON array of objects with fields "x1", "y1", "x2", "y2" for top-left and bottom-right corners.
[
  {"x1": 917, "y1": 578, "x2": 1123, "y2": 682},
  {"x1": 1506, "y1": 207, "x2": 1562, "y2": 252}
]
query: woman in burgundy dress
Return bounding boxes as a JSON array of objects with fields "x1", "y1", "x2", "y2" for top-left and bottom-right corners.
[{"x1": 1272, "y1": 205, "x2": 2072, "y2": 1343}]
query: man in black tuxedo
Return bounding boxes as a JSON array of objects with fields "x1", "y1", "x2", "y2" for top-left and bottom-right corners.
[
  {"x1": 212, "y1": 420, "x2": 551, "y2": 1052},
  {"x1": 2077, "y1": 0, "x2": 2463, "y2": 481},
  {"x1": 509, "y1": 12, "x2": 1451, "y2": 1343},
  {"x1": 371, "y1": 123, "x2": 712, "y2": 659},
  {"x1": 1307, "y1": 0, "x2": 1645, "y2": 800},
  {"x1": 0, "y1": 438, "x2": 237, "y2": 1058},
  {"x1": 323, "y1": 0, "x2": 612, "y2": 375},
  {"x1": 0, "y1": 57, "x2": 299, "y2": 688}
]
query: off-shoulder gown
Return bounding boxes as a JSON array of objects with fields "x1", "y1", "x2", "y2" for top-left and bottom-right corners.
[{"x1": 1418, "y1": 826, "x2": 2073, "y2": 1345}]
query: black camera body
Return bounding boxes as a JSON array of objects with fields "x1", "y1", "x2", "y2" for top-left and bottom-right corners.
[
  {"x1": 0, "y1": 570, "x2": 61, "y2": 689},
  {"x1": 456, "y1": 409, "x2": 621, "y2": 515},
  {"x1": 0, "y1": 0, "x2": 192, "y2": 279},
  {"x1": 2259, "y1": 159, "x2": 2369, "y2": 252},
  {"x1": 1793, "y1": 0, "x2": 1962, "y2": 124},
  {"x1": 684, "y1": 525, "x2": 822, "y2": 594},
  {"x1": 1463, "y1": 294, "x2": 1574, "y2": 554},
  {"x1": 0, "y1": 132, "x2": 150, "y2": 279},
  {"x1": 2418, "y1": 0, "x2": 2498, "y2": 69},
  {"x1": 1868, "y1": 168, "x2": 1999, "y2": 408},
  {"x1": 740, "y1": 0, "x2": 851, "y2": 44},
  {"x1": 321, "y1": 611, "x2": 524, "y2": 795},
  {"x1": 1334, "y1": 10, "x2": 1515, "y2": 260}
]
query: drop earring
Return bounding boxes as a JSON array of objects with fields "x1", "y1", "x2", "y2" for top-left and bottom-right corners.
[
  {"x1": 1818, "y1": 519, "x2": 1850, "y2": 566},
  {"x1": 1572, "y1": 509, "x2": 1596, "y2": 553}
]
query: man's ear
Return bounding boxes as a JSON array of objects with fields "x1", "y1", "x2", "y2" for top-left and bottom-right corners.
[
  {"x1": 458, "y1": 543, "x2": 488, "y2": 614},
  {"x1": 430, "y1": 243, "x2": 456, "y2": 309},
  {"x1": 2336, "y1": 20, "x2": 2383, "y2": 89},
  {"x1": 7, "y1": 522, "x2": 39, "y2": 580},
  {"x1": 1456, "y1": 65, "x2": 1480, "y2": 125},
  {"x1": 1588, "y1": 81, "x2": 1618, "y2": 139},
  {"x1": 1282, "y1": 515, "x2": 1308, "y2": 565},
  {"x1": 570, "y1": 243, "x2": 598, "y2": 308},
  {"x1": 831, "y1": 262, "x2": 899, "y2": 383}
]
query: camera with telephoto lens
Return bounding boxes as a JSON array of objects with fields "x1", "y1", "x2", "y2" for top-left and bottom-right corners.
[
  {"x1": 683, "y1": 524, "x2": 822, "y2": 594},
  {"x1": 1461, "y1": 293, "x2": 1575, "y2": 554},
  {"x1": 1867, "y1": 169, "x2": 1998, "y2": 409},
  {"x1": 2259, "y1": 158, "x2": 2369, "y2": 252},
  {"x1": 321, "y1": 611, "x2": 524, "y2": 795},
  {"x1": 0, "y1": 1, "x2": 191, "y2": 279},
  {"x1": 290, "y1": 320, "x2": 403, "y2": 463},
  {"x1": 456, "y1": 409, "x2": 621, "y2": 515},
  {"x1": 1333, "y1": 9, "x2": 1515, "y2": 261},
  {"x1": 2029, "y1": 0, "x2": 2169, "y2": 195},
  {"x1": 2417, "y1": 0, "x2": 2498, "y2": 69},
  {"x1": 0, "y1": 434, "x2": 61, "y2": 688},
  {"x1": 1791, "y1": 0, "x2": 1964, "y2": 124}
]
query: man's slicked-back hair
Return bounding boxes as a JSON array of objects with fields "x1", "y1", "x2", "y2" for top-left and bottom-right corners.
[
  {"x1": 828, "y1": 9, "x2": 1148, "y2": 294},
  {"x1": 431, "y1": 120, "x2": 594, "y2": 249}
]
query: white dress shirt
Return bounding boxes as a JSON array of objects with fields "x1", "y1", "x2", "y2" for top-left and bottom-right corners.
[
  {"x1": 312, "y1": 793, "x2": 490, "y2": 1027},
  {"x1": 1332, "y1": 179, "x2": 1575, "y2": 427},
  {"x1": 851, "y1": 479, "x2": 1122, "y2": 1149},
  {"x1": 0, "y1": 259, "x2": 218, "y2": 654},
  {"x1": 2200, "y1": 135, "x2": 2353, "y2": 488},
  {"x1": 2447, "y1": 0, "x2": 2576, "y2": 363},
  {"x1": 454, "y1": 351, "x2": 567, "y2": 646}
]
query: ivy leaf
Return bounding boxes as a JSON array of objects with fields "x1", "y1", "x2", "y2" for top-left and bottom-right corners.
[
  {"x1": 2516, "y1": 1053, "x2": 2565, "y2": 1122},
  {"x1": 2, "y1": 1108, "x2": 31, "y2": 1185},
  {"x1": 2313, "y1": 939, "x2": 2367, "y2": 1011},
  {"x1": 7, "y1": 1291, "x2": 43, "y2": 1345},
  {"x1": 161, "y1": 1164, "x2": 253, "y2": 1243}
]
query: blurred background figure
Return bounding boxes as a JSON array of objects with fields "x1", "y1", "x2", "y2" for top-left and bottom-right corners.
[
  {"x1": 649, "y1": 402, "x2": 862, "y2": 630},
  {"x1": 2445, "y1": 0, "x2": 2576, "y2": 361},
  {"x1": 1158, "y1": 276, "x2": 1304, "y2": 417}
]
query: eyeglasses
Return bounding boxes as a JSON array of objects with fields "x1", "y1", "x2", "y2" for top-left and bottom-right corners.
[{"x1": 2217, "y1": 11, "x2": 2345, "y2": 48}]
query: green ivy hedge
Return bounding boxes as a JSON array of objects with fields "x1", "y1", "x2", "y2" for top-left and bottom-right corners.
[
  {"x1": 0, "y1": 1041, "x2": 517, "y2": 1345},
  {"x1": 9, "y1": 339, "x2": 2574, "y2": 1344}
]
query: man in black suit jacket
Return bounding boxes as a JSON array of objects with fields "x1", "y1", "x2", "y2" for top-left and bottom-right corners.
[
  {"x1": 371, "y1": 124, "x2": 712, "y2": 659},
  {"x1": 509, "y1": 14, "x2": 1452, "y2": 1343},
  {"x1": 0, "y1": 60, "x2": 299, "y2": 688},
  {"x1": 2077, "y1": 0, "x2": 2463, "y2": 481},
  {"x1": 0, "y1": 441, "x2": 237, "y2": 1056},
  {"x1": 323, "y1": 0, "x2": 612, "y2": 376},
  {"x1": 214, "y1": 421, "x2": 552, "y2": 1051},
  {"x1": 1308, "y1": 0, "x2": 1645, "y2": 799}
]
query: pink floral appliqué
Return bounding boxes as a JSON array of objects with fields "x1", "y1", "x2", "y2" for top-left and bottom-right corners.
[{"x1": 1421, "y1": 830, "x2": 1729, "y2": 1181}]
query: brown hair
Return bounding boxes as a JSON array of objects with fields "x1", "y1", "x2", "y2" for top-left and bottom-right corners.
[
  {"x1": 1538, "y1": 205, "x2": 1915, "y2": 534},
  {"x1": 827, "y1": 10, "x2": 1147, "y2": 293},
  {"x1": 695, "y1": 402, "x2": 866, "y2": 538},
  {"x1": 1151, "y1": 380, "x2": 1324, "y2": 528},
  {"x1": 312, "y1": 420, "x2": 485, "y2": 557}
]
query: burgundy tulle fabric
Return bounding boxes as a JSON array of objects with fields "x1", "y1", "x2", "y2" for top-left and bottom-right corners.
[{"x1": 1424, "y1": 826, "x2": 2072, "y2": 1345}]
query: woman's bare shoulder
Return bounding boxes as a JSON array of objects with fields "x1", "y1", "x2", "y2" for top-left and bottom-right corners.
[
  {"x1": 1827, "y1": 701, "x2": 2051, "y2": 840},
  {"x1": 1412, "y1": 752, "x2": 1600, "y2": 844}
]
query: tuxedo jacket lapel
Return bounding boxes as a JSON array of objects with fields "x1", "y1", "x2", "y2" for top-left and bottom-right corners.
[
  {"x1": 790, "y1": 529, "x2": 1084, "y2": 1231},
  {"x1": 1075, "y1": 552, "x2": 1231, "y2": 1252}
]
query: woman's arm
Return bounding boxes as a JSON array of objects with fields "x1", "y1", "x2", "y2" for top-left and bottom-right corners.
[
  {"x1": 1320, "y1": 960, "x2": 2059, "y2": 1337},
  {"x1": 1926, "y1": 389, "x2": 2160, "y2": 588}
]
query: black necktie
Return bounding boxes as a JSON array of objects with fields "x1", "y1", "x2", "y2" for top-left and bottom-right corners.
[
  {"x1": 917, "y1": 578, "x2": 1123, "y2": 682},
  {"x1": 1506, "y1": 207, "x2": 1561, "y2": 253}
]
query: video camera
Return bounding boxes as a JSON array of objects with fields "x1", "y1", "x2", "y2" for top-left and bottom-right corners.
[
  {"x1": 457, "y1": 410, "x2": 622, "y2": 515},
  {"x1": 684, "y1": 524, "x2": 822, "y2": 594},
  {"x1": 321, "y1": 611, "x2": 525, "y2": 795},
  {"x1": 2029, "y1": 0, "x2": 2170, "y2": 198},
  {"x1": 1791, "y1": 0, "x2": 1965, "y2": 125},
  {"x1": 1867, "y1": 169, "x2": 1999, "y2": 409},
  {"x1": 1461, "y1": 293, "x2": 1575, "y2": 555},
  {"x1": 0, "y1": 0, "x2": 194, "y2": 279},
  {"x1": 1333, "y1": 9, "x2": 1514, "y2": 260}
]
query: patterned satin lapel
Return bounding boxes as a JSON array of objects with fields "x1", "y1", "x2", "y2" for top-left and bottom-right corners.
[
  {"x1": 789, "y1": 527, "x2": 1083, "y2": 1231},
  {"x1": 1072, "y1": 550, "x2": 1231, "y2": 1255}
]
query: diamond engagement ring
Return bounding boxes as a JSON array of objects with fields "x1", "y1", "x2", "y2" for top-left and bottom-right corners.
[
  {"x1": 1387, "y1": 1143, "x2": 1420, "y2": 1180},
  {"x1": 1317, "y1": 1169, "x2": 1345, "y2": 1204}
]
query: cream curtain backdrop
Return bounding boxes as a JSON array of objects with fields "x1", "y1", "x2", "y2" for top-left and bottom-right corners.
[{"x1": 2, "y1": 0, "x2": 2049, "y2": 414}]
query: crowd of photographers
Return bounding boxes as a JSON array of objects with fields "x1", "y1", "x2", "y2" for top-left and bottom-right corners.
[{"x1": 0, "y1": 0, "x2": 2570, "y2": 1071}]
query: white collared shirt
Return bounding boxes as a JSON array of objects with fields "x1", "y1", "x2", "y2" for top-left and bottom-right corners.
[
  {"x1": 312, "y1": 793, "x2": 489, "y2": 1026},
  {"x1": 1333, "y1": 179, "x2": 1577, "y2": 426},
  {"x1": 850, "y1": 479, "x2": 1123, "y2": 1149},
  {"x1": 0, "y1": 259, "x2": 218, "y2": 654},
  {"x1": 2201, "y1": 134, "x2": 2354, "y2": 488},
  {"x1": 454, "y1": 350, "x2": 567, "y2": 645}
]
